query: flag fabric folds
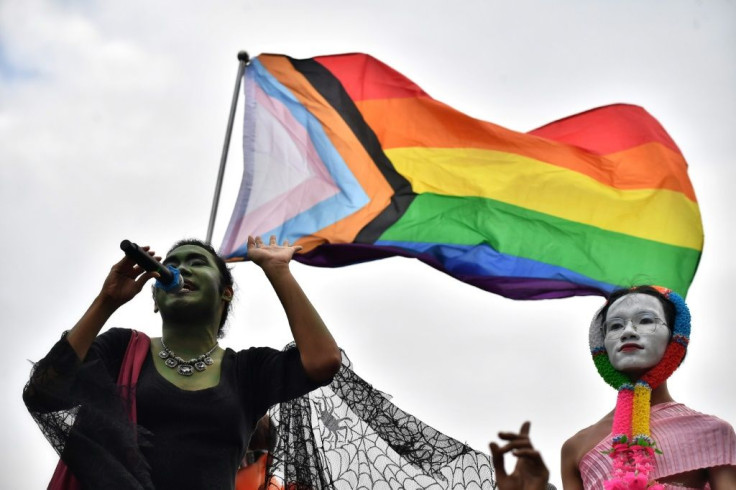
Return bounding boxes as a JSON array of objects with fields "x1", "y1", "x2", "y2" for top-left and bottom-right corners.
[{"x1": 219, "y1": 53, "x2": 703, "y2": 299}]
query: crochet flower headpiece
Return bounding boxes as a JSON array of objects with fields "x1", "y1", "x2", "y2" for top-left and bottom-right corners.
[{"x1": 589, "y1": 286, "x2": 691, "y2": 489}]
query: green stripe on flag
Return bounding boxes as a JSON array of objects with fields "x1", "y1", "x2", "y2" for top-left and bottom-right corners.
[{"x1": 379, "y1": 193, "x2": 700, "y2": 295}]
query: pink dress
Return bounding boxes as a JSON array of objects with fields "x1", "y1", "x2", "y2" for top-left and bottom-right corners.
[{"x1": 579, "y1": 402, "x2": 736, "y2": 489}]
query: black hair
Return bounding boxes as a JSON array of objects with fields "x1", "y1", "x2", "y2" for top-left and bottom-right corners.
[
  {"x1": 167, "y1": 239, "x2": 234, "y2": 338},
  {"x1": 597, "y1": 285, "x2": 676, "y2": 335}
]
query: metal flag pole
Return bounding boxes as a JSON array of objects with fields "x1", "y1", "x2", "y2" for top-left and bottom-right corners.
[{"x1": 206, "y1": 50, "x2": 250, "y2": 244}]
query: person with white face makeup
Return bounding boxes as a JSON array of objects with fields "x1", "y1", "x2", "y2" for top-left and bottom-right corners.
[
  {"x1": 602, "y1": 294, "x2": 671, "y2": 377},
  {"x1": 559, "y1": 286, "x2": 736, "y2": 489}
]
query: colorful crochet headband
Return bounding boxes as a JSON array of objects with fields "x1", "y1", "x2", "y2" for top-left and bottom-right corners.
[{"x1": 589, "y1": 286, "x2": 691, "y2": 489}]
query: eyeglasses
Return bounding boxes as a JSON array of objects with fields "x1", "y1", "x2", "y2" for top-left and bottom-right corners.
[{"x1": 603, "y1": 312, "x2": 667, "y2": 340}]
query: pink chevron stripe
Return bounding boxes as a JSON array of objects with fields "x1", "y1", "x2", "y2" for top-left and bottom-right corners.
[{"x1": 226, "y1": 83, "x2": 340, "y2": 244}]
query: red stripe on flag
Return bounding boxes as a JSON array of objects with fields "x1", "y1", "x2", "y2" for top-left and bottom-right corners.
[
  {"x1": 529, "y1": 104, "x2": 682, "y2": 156},
  {"x1": 315, "y1": 53, "x2": 428, "y2": 101}
]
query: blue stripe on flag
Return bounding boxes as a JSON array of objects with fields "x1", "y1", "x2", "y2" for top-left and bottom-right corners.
[{"x1": 374, "y1": 240, "x2": 617, "y2": 293}]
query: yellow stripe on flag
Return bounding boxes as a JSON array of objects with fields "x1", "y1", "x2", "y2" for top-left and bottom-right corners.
[{"x1": 386, "y1": 147, "x2": 703, "y2": 250}]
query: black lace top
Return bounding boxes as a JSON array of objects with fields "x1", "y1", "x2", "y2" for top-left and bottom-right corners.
[
  {"x1": 26, "y1": 329, "x2": 505, "y2": 489},
  {"x1": 23, "y1": 328, "x2": 325, "y2": 490}
]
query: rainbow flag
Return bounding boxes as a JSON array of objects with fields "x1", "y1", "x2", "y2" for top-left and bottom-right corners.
[{"x1": 219, "y1": 53, "x2": 703, "y2": 299}]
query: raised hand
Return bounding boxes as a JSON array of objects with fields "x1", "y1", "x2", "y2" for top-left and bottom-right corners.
[
  {"x1": 490, "y1": 422, "x2": 550, "y2": 490},
  {"x1": 99, "y1": 246, "x2": 161, "y2": 308},
  {"x1": 65, "y1": 246, "x2": 161, "y2": 360},
  {"x1": 246, "y1": 234, "x2": 340, "y2": 381},
  {"x1": 247, "y1": 235, "x2": 302, "y2": 273}
]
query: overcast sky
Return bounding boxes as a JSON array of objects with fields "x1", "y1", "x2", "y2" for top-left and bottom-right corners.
[{"x1": 2, "y1": 1, "x2": 734, "y2": 488}]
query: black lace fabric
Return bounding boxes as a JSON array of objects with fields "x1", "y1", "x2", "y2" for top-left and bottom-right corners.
[
  {"x1": 265, "y1": 349, "x2": 496, "y2": 489},
  {"x1": 26, "y1": 339, "x2": 517, "y2": 489},
  {"x1": 23, "y1": 338, "x2": 155, "y2": 490}
]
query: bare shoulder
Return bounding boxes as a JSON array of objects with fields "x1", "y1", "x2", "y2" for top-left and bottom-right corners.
[
  {"x1": 560, "y1": 414, "x2": 614, "y2": 489},
  {"x1": 561, "y1": 426, "x2": 592, "y2": 465},
  {"x1": 709, "y1": 463, "x2": 736, "y2": 488},
  {"x1": 562, "y1": 412, "x2": 613, "y2": 467},
  {"x1": 560, "y1": 424, "x2": 597, "y2": 490}
]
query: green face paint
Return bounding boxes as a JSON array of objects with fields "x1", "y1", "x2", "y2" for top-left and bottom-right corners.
[{"x1": 154, "y1": 244, "x2": 227, "y2": 323}]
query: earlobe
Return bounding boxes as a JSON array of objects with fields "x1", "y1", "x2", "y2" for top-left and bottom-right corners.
[{"x1": 222, "y1": 287, "x2": 234, "y2": 302}]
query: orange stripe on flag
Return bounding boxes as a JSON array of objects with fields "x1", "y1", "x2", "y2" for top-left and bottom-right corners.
[
  {"x1": 602, "y1": 143, "x2": 695, "y2": 201},
  {"x1": 356, "y1": 97, "x2": 695, "y2": 200}
]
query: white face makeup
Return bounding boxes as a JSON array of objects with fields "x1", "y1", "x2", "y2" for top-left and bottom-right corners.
[{"x1": 603, "y1": 293, "x2": 671, "y2": 376}]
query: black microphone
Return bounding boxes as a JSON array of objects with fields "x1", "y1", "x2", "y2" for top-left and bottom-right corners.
[{"x1": 119, "y1": 239, "x2": 183, "y2": 292}]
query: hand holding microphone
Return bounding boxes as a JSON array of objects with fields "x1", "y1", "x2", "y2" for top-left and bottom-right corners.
[{"x1": 120, "y1": 240, "x2": 183, "y2": 292}]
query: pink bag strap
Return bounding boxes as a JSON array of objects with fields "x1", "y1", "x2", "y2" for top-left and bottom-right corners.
[{"x1": 116, "y1": 330, "x2": 151, "y2": 423}]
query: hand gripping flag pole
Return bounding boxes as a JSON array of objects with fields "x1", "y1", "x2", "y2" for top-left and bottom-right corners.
[{"x1": 206, "y1": 50, "x2": 250, "y2": 244}]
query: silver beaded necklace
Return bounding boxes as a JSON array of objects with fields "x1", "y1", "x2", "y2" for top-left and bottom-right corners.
[{"x1": 158, "y1": 338, "x2": 218, "y2": 376}]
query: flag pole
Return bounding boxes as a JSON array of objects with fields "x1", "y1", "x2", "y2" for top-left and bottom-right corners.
[{"x1": 206, "y1": 50, "x2": 250, "y2": 244}]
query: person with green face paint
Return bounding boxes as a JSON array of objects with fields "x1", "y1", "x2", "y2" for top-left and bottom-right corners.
[{"x1": 23, "y1": 235, "x2": 342, "y2": 490}]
